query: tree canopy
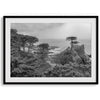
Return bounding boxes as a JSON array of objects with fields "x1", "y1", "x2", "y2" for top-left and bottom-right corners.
[
  {"x1": 66, "y1": 36, "x2": 77, "y2": 41},
  {"x1": 38, "y1": 43, "x2": 49, "y2": 50},
  {"x1": 72, "y1": 40, "x2": 79, "y2": 44}
]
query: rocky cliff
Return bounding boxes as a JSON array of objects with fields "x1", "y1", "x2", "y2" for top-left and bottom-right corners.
[{"x1": 53, "y1": 44, "x2": 91, "y2": 65}]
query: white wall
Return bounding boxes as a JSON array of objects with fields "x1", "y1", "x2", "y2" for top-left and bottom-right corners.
[{"x1": 0, "y1": 0, "x2": 99, "y2": 100}]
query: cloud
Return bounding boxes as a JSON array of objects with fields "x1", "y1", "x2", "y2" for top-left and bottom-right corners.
[
  {"x1": 11, "y1": 23, "x2": 91, "y2": 39},
  {"x1": 11, "y1": 23, "x2": 64, "y2": 33}
]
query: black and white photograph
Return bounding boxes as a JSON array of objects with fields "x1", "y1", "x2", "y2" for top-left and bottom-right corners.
[{"x1": 3, "y1": 16, "x2": 98, "y2": 84}]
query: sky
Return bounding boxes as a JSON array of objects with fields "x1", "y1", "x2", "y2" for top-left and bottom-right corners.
[{"x1": 11, "y1": 23, "x2": 91, "y2": 40}]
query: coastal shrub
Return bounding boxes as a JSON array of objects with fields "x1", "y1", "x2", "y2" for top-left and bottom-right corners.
[
  {"x1": 43, "y1": 63, "x2": 91, "y2": 77},
  {"x1": 11, "y1": 64, "x2": 36, "y2": 77}
]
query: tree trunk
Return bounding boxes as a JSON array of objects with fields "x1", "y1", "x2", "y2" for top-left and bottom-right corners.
[
  {"x1": 71, "y1": 40, "x2": 73, "y2": 51},
  {"x1": 23, "y1": 46, "x2": 25, "y2": 52},
  {"x1": 28, "y1": 44, "x2": 32, "y2": 53}
]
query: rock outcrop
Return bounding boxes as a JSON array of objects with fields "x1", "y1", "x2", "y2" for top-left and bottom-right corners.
[
  {"x1": 73, "y1": 45, "x2": 90, "y2": 64},
  {"x1": 54, "y1": 44, "x2": 91, "y2": 65}
]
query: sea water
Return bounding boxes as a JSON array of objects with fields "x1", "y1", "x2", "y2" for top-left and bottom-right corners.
[{"x1": 38, "y1": 39, "x2": 91, "y2": 55}]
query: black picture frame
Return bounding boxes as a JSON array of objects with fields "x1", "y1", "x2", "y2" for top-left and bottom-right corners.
[{"x1": 3, "y1": 16, "x2": 99, "y2": 85}]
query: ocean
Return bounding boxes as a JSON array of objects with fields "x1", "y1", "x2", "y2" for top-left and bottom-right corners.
[{"x1": 38, "y1": 39, "x2": 91, "y2": 55}]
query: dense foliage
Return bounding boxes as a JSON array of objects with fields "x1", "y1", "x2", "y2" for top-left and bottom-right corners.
[{"x1": 43, "y1": 63, "x2": 91, "y2": 77}]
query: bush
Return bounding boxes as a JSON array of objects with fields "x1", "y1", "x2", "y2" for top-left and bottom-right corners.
[{"x1": 43, "y1": 63, "x2": 91, "y2": 77}]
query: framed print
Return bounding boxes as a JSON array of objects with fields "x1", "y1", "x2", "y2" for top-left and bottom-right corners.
[{"x1": 3, "y1": 16, "x2": 98, "y2": 84}]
